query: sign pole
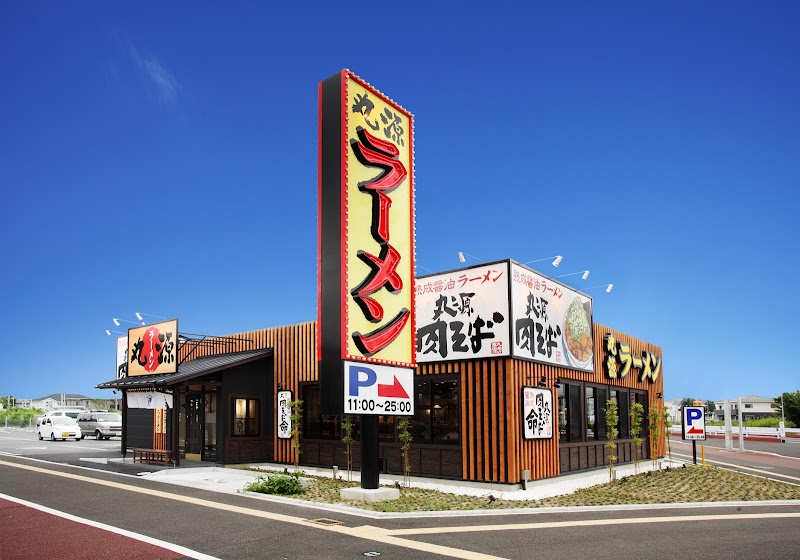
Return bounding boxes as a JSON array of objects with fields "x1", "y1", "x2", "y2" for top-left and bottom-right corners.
[
  {"x1": 361, "y1": 415, "x2": 379, "y2": 489},
  {"x1": 692, "y1": 440, "x2": 697, "y2": 465}
]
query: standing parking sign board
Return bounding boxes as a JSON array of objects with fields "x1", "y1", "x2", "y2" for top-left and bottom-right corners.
[{"x1": 682, "y1": 406, "x2": 706, "y2": 440}]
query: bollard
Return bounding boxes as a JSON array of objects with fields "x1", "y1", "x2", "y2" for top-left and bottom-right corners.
[{"x1": 701, "y1": 445, "x2": 706, "y2": 466}]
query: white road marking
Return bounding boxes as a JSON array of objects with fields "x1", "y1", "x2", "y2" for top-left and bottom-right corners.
[
  {"x1": 670, "y1": 450, "x2": 800, "y2": 483},
  {"x1": 386, "y1": 511, "x2": 800, "y2": 536},
  {"x1": 2, "y1": 458, "x2": 799, "y2": 560},
  {"x1": 0, "y1": 492, "x2": 221, "y2": 560},
  {"x1": 0, "y1": 459, "x2": 506, "y2": 560}
]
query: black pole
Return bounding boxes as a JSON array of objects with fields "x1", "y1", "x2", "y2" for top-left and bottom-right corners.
[
  {"x1": 692, "y1": 440, "x2": 697, "y2": 465},
  {"x1": 360, "y1": 415, "x2": 379, "y2": 489},
  {"x1": 121, "y1": 391, "x2": 127, "y2": 459}
]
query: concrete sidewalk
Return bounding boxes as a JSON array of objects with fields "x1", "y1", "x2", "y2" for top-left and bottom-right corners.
[{"x1": 132, "y1": 457, "x2": 687, "y2": 502}]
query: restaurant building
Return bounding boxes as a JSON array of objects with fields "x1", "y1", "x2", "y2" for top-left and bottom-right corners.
[
  {"x1": 98, "y1": 71, "x2": 664, "y2": 483},
  {"x1": 97, "y1": 259, "x2": 664, "y2": 483}
]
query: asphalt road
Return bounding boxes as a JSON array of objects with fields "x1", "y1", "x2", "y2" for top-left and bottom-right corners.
[
  {"x1": 670, "y1": 437, "x2": 800, "y2": 485},
  {"x1": 2, "y1": 428, "x2": 800, "y2": 560}
]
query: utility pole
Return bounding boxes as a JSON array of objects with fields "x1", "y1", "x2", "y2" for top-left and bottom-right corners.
[{"x1": 781, "y1": 393, "x2": 786, "y2": 425}]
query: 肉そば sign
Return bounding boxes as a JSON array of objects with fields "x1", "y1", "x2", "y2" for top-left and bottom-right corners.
[{"x1": 522, "y1": 386, "x2": 553, "y2": 439}]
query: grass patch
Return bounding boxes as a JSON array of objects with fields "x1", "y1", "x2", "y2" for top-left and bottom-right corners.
[{"x1": 239, "y1": 465, "x2": 800, "y2": 512}]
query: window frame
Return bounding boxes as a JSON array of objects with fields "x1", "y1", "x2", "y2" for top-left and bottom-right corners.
[{"x1": 231, "y1": 396, "x2": 260, "y2": 437}]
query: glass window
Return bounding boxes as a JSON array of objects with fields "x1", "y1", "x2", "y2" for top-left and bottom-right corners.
[
  {"x1": 409, "y1": 378, "x2": 459, "y2": 444},
  {"x1": 559, "y1": 383, "x2": 583, "y2": 442},
  {"x1": 596, "y1": 387, "x2": 607, "y2": 439},
  {"x1": 302, "y1": 383, "x2": 349, "y2": 440},
  {"x1": 300, "y1": 379, "x2": 459, "y2": 444},
  {"x1": 233, "y1": 398, "x2": 259, "y2": 436},
  {"x1": 632, "y1": 391, "x2": 648, "y2": 436},
  {"x1": 586, "y1": 387, "x2": 596, "y2": 440},
  {"x1": 611, "y1": 389, "x2": 629, "y2": 438},
  {"x1": 558, "y1": 384, "x2": 568, "y2": 442}
]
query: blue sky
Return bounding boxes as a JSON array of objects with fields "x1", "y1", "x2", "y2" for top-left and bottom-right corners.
[{"x1": 1, "y1": 1, "x2": 798, "y2": 402}]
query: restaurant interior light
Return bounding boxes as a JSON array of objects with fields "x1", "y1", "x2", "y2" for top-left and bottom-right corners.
[{"x1": 523, "y1": 255, "x2": 562, "y2": 268}]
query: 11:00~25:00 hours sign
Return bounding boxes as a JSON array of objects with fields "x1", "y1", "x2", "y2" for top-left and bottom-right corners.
[{"x1": 343, "y1": 361, "x2": 414, "y2": 415}]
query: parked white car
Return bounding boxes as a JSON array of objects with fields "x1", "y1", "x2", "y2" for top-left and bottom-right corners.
[
  {"x1": 35, "y1": 409, "x2": 84, "y2": 428},
  {"x1": 38, "y1": 416, "x2": 83, "y2": 441}
]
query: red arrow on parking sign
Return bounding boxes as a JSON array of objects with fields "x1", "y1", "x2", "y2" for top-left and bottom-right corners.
[
  {"x1": 377, "y1": 376, "x2": 409, "y2": 398},
  {"x1": 687, "y1": 426, "x2": 703, "y2": 434}
]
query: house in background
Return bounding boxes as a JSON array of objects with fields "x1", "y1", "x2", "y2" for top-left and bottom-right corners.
[
  {"x1": 27, "y1": 394, "x2": 119, "y2": 412},
  {"x1": 712, "y1": 395, "x2": 777, "y2": 421}
]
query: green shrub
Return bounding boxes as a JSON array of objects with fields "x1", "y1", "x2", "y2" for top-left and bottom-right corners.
[
  {"x1": 0, "y1": 408, "x2": 43, "y2": 427},
  {"x1": 243, "y1": 473, "x2": 304, "y2": 496}
]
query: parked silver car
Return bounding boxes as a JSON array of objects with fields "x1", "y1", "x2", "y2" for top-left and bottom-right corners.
[{"x1": 77, "y1": 412, "x2": 122, "y2": 440}]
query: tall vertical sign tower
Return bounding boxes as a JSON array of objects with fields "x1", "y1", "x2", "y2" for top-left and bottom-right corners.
[{"x1": 318, "y1": 70, "x2": 416, "y2": 489}]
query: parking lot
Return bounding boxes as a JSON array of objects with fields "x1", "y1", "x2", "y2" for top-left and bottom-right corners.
[{"x1": 0, "y1": 427, "x2": 122, "y2": 463}]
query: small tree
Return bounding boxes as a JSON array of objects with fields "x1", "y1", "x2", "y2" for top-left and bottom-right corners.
[
  {"x1": 630, "y1": 402, "x2": 644, "y2": 473},
  {"x1": 662, "y1": 406, "x2": 673, "y2": 464},
  {"x1": 397, "y1": 416, "x2": 413, "y2": 488},
  {"x1": 776, "y1": 391, "x2": 800, "y2": 426},
  {"x1": 288, "y1": 399, "x2": 303, "y2": 470},
  {"x1": 341, "y1": 414, "x2": 354, "y2": 481},
  {"x1": 648, "y1": 407, "x2": 662, "y2": 470},
  {"x1": 605, "y1": 399, "x2": 619, "y2": 482}
]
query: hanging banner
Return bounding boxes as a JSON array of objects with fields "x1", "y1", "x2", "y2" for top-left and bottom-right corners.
[
  {"x1": 277, "y1": 390, "x2": 292, "y2": 439},
  {"x1": 127, "y1": 391, "x2": 173, "y2": 409},
  {"x1": 116, "y1": 336, "x2": 128, "y2": 379}
]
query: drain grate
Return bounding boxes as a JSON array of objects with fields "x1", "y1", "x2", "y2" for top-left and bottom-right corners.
[{"x1": 306, "y1": 517, "x2": 346, "y2": 526}]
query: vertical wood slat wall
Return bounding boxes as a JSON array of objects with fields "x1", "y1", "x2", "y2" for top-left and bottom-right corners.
[
  {"x1": 177, "y1": 321, "x2": 317, "y2": 465},
  {"x1": 176, "y1": 319, "x2": 662, "y2": 480},
  {"x1": 594, "y1": 322, "x2": 666, "y2": 458}
]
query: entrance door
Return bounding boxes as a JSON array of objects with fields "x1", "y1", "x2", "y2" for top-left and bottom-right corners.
[{"x1": 185, "y1": 393, "x2": 204, "y2": 459}]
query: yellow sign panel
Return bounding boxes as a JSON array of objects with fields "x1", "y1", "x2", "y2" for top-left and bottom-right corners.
[
  {"x1": 344, "y1": 73, "x2": 415, "y2": 367},
  {"x1": 127, "y1": 319, "x2": 179, "y2": 376}
]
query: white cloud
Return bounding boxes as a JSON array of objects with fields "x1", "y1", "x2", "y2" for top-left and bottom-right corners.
[{"x1": 127, "y1": 42, "x2": 180, "y2": 104}]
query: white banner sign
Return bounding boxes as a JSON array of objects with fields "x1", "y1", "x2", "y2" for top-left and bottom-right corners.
[
  {"x1": 510, "y1": 263, "x2": 594, "y2": 372},
  {"x1": 416, "y1": 262, "x2": 511, "y2": 362},
  {"x1": 522, "y1": 386, "x2": 553, "y2": 439},
  {"x1": 277, "y1": 390, "x2": 292, "y2": 439},
  {"x1": 127, "y1": 391, "x2": 173, "y2": 409},
  {"x1": 116, "y1": 336, "x2": 128, "y2": 379},
  {"x1": 343, "y1": 361, "x2": 414, "y2": 415}
]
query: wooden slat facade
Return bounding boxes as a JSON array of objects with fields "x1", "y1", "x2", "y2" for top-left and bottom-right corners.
[{"x1": 176, "y1": 319, "x2": 663, "y2": 483}]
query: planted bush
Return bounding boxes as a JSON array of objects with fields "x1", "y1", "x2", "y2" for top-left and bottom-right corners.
[{"x1": 243, "y1": 472, "x2": 304, "y2": 496}]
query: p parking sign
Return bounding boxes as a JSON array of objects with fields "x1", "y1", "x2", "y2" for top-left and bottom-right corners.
[
  {"x1": 682, "y1": 406, "x2": 706, "y2": 441},
  {"x1": 343, "y1": 361, "x2": 414, "y2": 415}
]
